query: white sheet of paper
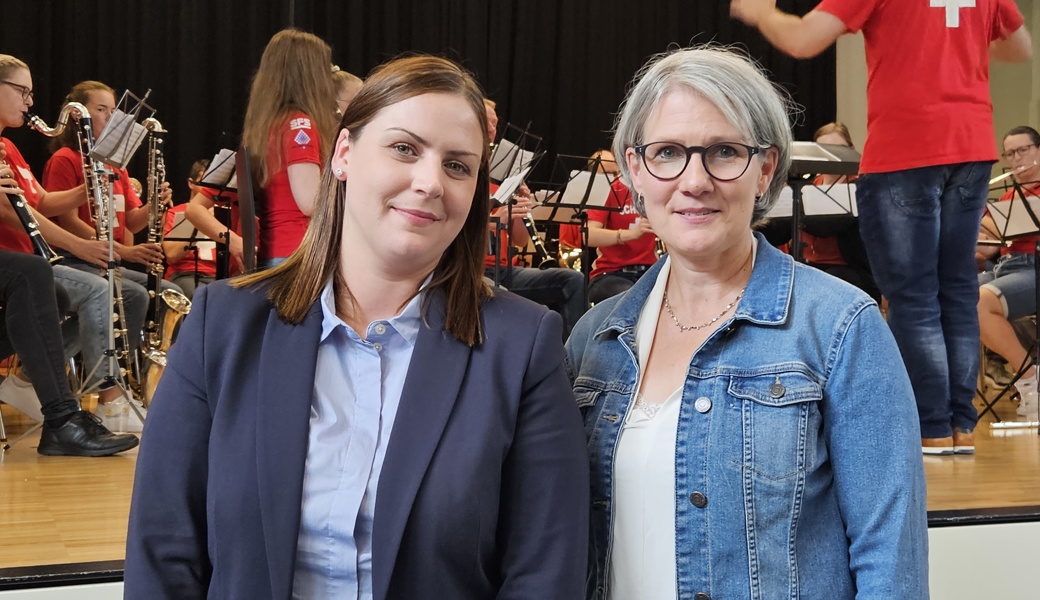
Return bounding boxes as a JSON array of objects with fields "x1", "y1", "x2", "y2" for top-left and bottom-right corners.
[
  {"x1": 490, "y1": 138, "x2": 535, "y2": 182},
  {"x1": 561, "y1": 170, "x2": 613, "y2": 208},
  {"x1": 491, "y1": 167, "x2": 532, "y2": 203},
  {"x1": 200, "y1": 149, "x2": 237, "y2": 189},
  {"x1": 988, "y1": 195, "x2": 1040, "y2": 238},
  {"x1": 802, "y1": 183, "x2": 858, "y2": 217},
  {"x1": 90, "y1": 109, "x2": 148, "y2": 170}
]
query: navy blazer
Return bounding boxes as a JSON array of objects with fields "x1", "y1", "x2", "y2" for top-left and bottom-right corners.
[{"x1": 124, "y1": 280, "x2": 589, "y2": 599}]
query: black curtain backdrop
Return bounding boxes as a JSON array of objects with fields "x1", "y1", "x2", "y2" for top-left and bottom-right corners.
[{"x1": 2, "y1": 0, "x2": 833, "y2": 200}]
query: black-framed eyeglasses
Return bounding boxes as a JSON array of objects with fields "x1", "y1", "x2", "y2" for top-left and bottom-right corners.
[
  {"x1": 1002, "y1": 144, "x2": 1038, "y2": 160},
  {"x1": 634, "y1": 141, "x2": 764, "y2": 181},
  {"x1": 0, "y1": 80, "x2": 33, "y2": 102}
]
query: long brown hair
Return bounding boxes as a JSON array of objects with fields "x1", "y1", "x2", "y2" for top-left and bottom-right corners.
[
  {"x1": 234, "y1": 55, "x2": 493, "y2": 346},
  {"x1": 50, "y1": 80, "x2": 115, "y2": 153},
  {"x1": 241, "y1": 29, "x2": 337, "y2": 189}
]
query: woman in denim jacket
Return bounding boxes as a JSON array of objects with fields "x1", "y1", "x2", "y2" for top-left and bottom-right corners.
[{"x1": 566, "y1": 46, "x2": 928, "y2": 600}]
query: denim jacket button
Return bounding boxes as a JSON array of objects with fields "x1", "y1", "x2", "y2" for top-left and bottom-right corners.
[
  {"x1": 689, "y1": 491, "x2": 708, "y2": 508},
  {"x1": 769, "y1": 382, "x2": 786, "y2": 398},
  {"x1": 694, "y1": 593, "x2": 711, "y2": 600},
  {"x1": 694, "y1": 396, "x2": 712, "y2": 413}
]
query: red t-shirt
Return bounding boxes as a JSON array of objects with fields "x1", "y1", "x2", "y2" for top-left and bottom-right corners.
[
  {"x1": 816, "y1": 0, "x2": 1024, "y2": 173},
  {"x1": 43, "y1": 146, "x2": 142, "y2": 244},
  {"x1": 998, "y1": 183, "x2": 1040, "y2": 255},
  {"x1": 258, "y1": 111, "x2": 321, "y2": 261},
  {"x1": 485, "y1": 182, "x2": 520, "y2": 268},
  {"x1": 0, "y1": 138, "x2": 42, "y2": 254},
  {"x1": 163, "y1": 203, "x2": 217, "y2": 277},
  {"x1": 587, "y1": 179, "x2": 657, "y2": 279}
]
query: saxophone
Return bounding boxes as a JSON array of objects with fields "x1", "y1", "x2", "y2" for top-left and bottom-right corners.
[{"x1": 29, "y1": 105, "x2": 134, "y2": 386}]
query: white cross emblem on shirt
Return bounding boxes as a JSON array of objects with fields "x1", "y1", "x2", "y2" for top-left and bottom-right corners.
[{"x1": 931, "y1": 0, "x2": 976, "y2": 28}]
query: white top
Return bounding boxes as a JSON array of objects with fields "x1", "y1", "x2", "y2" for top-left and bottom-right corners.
[
  {"x1": 608, "y1": 236, "x2": 757, "y2": 599},
  {"x1": 609, "y1": 257, "x2": 681, "y2": 600}
]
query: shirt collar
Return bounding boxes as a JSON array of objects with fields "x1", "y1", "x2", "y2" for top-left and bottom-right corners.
[{"x1": 318, "y1": 277, "x2": 428, "y2": 345}]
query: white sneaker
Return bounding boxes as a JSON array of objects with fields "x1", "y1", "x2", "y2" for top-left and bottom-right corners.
[
  {"x1": 0, "y1": 375, "x2": 44, "y2": 422},
  {"x1": 94, "y1": 397, "x2": 146, "y2": 433},
  {"x1": 1016, "y1": 380, "x2": 1038, "y2": 418}
]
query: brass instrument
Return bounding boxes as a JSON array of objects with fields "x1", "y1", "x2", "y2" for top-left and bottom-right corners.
[
  {"x1": 29, "y1": 105, "x2": 134, "y2": 389},
  {"x1": 142, "y1": 289, "x2": 191, "y2": 406},
  {"x1": 1, "y1": 158, "x2": 61, "y2": 263}
]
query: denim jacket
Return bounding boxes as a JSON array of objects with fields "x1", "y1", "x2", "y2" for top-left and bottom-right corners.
[{"x1": 566, "y1": 234, "x2": 929, "y2": 600}]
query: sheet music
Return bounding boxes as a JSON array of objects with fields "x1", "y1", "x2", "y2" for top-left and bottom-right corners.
[
  {"x1": 560, "y1": 170, "x2": 613, "y2": 208},
  {"x1": 89, "y1": 109, "x2": 148, "y2": 169},
  {"x1": 988, "y1": 195, "x2": 1040, "y2": 238},
  {"x1": 200, "y1": 149, "x2": 237, "y2": 189},
  {"x1": 490, "y1": 138, "x2": 535, "y2": 182},
  {"x1": 765, "y1": 184, "x2": 857, "y2": 218},
  {"x1": 166, "y1": 210, "x2": 211, "y2": 240},
  {"x1": 491, "y1": 167, "x2": 532, "y2": 203},
  {"x1": 802, "y1": 184, "x2": 857, "y2": 216}
]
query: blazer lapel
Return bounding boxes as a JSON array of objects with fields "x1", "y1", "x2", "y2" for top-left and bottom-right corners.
[
  {"x1": 371, "y1": 293, "x2": 471, "y2": 600},
  {"x1": 255, "y1": 301, "x2": 323, "y2": 600}
]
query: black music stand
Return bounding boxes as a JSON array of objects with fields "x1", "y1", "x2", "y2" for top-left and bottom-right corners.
[
  {"x1": 80, "y1": 89, "x2": 158, "y2": 413},
  {"x1": 164, "y1": 209, "x2": 214, "y2": 290},
  {"x1": 196, "y1": 149, "x2": 239, "y2": 278},
  {"x1": 785, "y1": 142, "x2": 861, "y2": 261},
  {"x1": 235, "y1": 148, "x2": 257, "y2": 273},
  {"x1": 488, "y1": 124, "x2": 542, "y2": 284},
  {"x1": 531, "y1": 154, "x2": 618, "y2": 308},
  {"x1": 978, "y1": 177, "x2": 1040, "y2": 430}
]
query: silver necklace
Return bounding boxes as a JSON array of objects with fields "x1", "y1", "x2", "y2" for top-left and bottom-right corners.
[{"x1": 663, "y1": 287, "x2": 745, "y2": 332}]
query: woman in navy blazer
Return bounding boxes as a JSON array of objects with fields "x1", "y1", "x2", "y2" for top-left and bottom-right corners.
[{"x1": 124, "y1": 55, "x2": 589, "y2": 600}]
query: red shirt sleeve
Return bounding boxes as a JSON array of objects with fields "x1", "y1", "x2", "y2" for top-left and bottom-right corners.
[
  {"x1": 282, "y1": 113, "x2": 322, "y2": 167},
  {"x1": 42, "y1": 149, "x2": 83, "y2": 192},
  {"x1": 814, "y1": 0, "x2": 879, "y2": 34},
  {"x1": 993, "y1": 0, "x2": 1025, "y2": 40},
  {"x1": 119, "y1": 168, "x2": 143, "y2": 210}
]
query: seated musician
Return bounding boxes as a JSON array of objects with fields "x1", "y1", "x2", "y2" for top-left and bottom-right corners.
[
  {"x1": 583, "y1": 149, "x2": 659, "y2": 304},
  {"x1": 162, "y1": 160, "x2": 217, "y2": 299},
  {"x1": 483, "y1": 99, "x2": 585, "y2": 337},
  {"x1": 0, "y1": 250, "x2": 138, "y2": 456},
  {"x1": 978, "y1": 126, "x2": 1040, "y2": 418},
  {"x1": 0, "y1": 60, "x2": 150, "y2": 433}
]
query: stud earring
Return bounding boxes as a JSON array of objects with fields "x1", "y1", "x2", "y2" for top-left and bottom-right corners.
[{"x1": 335, "y1": 168, "x2": 344, "y2": 177}]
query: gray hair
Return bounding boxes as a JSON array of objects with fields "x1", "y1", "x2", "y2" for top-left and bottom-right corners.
[{"x1": 612, "y1": 45, "x2": 793, "y2": 226}]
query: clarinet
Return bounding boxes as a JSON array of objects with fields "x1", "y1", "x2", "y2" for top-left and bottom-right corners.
[
  {"x1": 141, "y1": 118, "x2": 168, "y2": 352},
  {"x1": 1, "y1": 158, "x2": 61, "y2": 263},
  {"x1": 29, "y1": 105, "x2": 133, "y2": 383},
  {"x1": 521, "y1": 214, "x2": 559, "y2": 269}
]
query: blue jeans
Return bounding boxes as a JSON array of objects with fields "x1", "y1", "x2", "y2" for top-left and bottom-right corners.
[
  {"x1": 856, "y1": 162, "x2": 992, "y2": 438},
  {"x1": 486, "y1": 265, "x2": 586, "y2": 338},
  {"x1": 979, "y1": 253, "x2": 1036, "y2": 320}
]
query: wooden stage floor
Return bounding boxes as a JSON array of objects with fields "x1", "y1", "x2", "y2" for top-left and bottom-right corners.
[{"x1": 0, "y1": 395, "x2": 1038, "y2": 571}]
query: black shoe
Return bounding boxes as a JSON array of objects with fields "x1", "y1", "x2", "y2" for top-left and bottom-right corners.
[{"x1": 37, "y1": 411, "x2": 140, "y2": 457}]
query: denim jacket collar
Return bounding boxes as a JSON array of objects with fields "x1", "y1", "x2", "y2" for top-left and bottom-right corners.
[{"x1": 593, "y1": 232, "x2": 793, "y2": 339}]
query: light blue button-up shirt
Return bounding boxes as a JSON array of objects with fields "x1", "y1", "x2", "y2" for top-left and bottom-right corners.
[{"x1": 291, "y1": 281, "x2": 423, "y2": 600}]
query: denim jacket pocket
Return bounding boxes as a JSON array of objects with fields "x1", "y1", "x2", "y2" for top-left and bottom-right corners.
[{"x1": 727, "y1": 368, "x2": 823, "y2": 481}]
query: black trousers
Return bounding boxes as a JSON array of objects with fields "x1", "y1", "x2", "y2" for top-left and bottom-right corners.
[{"x1": 0, "y1": 251, "x2": 80, "y2": 421}]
